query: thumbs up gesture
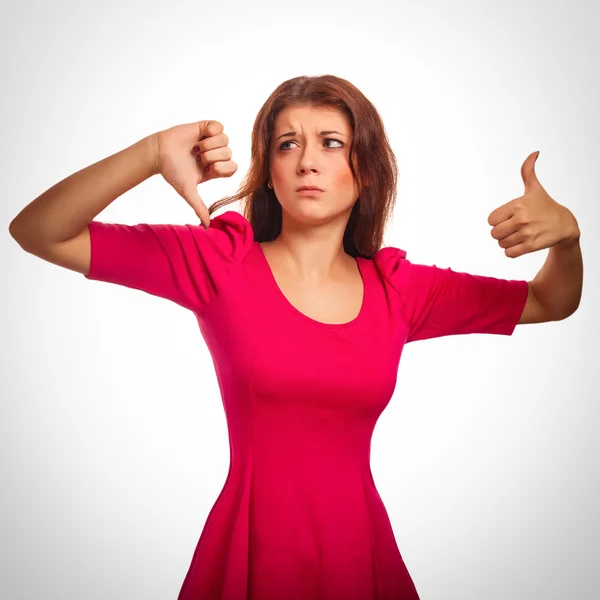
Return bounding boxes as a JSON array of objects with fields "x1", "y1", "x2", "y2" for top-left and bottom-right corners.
[{"x1": 487, "y1": 152, "x2": 580, "y2": 258}]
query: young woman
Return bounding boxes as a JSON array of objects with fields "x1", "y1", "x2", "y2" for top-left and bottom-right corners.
[{"x1": 9, "y1": 75, "x2": 582, "y2": 600}]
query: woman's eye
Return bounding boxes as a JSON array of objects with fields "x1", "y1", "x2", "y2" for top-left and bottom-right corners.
[{"x1": 279, "y1": 138, "x2": 344, "y2": 150}]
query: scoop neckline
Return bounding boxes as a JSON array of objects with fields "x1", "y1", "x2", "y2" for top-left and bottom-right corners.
[{"x1": 254, "y1": 241, "x2": 367, "y2": 329}]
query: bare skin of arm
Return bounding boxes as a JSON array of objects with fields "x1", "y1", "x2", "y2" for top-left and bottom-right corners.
[{"x1": 9, "y1": 134, "x2": 158, "y2": 276}]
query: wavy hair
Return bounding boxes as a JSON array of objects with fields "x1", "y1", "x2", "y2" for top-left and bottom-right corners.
[{"x1": 209, "y1": 75, "x2": 398, "y2": 259}]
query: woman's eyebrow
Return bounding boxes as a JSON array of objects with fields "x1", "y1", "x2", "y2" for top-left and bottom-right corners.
[{"x1": 275, "y1": 130, "x2": 347, "y2": 141}]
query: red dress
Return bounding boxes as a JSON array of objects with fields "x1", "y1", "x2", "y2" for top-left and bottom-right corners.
[{"x1": 85, "y1": 210, "x2": 529, "y2": 599}]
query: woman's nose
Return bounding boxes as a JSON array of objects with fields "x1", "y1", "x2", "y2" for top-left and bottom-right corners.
[{"x1": 297, "y1": 146, "x2": 320, "y2": 174}]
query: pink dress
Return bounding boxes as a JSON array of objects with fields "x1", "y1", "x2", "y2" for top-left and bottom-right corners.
[{"x1": 85, "y1": 209, "x2": 529, "y2": 599}]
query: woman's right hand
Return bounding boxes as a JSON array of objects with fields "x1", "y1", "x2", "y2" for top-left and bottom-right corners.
[{"x1": 151, "y1": 120, "x2": 237, "y2": 229}]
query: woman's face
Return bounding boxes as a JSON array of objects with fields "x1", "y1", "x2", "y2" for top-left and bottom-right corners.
[{"x1": 269, "y1": 104, "x2": 360, "y2": 225}]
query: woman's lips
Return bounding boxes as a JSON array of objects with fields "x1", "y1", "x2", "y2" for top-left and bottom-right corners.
[{"x1": 296, "y1": 189, "x2": 324, "y2": 196}]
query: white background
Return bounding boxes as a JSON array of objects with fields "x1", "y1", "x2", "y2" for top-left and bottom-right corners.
[{"x1": 2, "y1": 0, "x2": 599, "y2": 598}]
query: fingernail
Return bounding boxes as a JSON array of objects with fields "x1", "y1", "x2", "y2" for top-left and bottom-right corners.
[
  {"x1": 192, "y1": 145, "x2": 200, "y2": 153},
  {"x1": 204, "y1": 166, "x2": 210, "y2": 173}
]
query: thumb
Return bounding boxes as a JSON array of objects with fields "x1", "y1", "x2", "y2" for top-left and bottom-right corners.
[
  {"x1": 180, "y1": 185, "x2": 211, "y2": 229},
  {"x1": 521, "y1": 150, "x2": 542, "y2": 195}
]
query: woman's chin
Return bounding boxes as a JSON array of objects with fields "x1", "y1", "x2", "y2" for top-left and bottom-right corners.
[{"x1": 281, "y1": 201, "x2": 354, "y2": 226}]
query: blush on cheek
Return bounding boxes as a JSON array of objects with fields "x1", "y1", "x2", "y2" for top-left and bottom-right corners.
[{"x1": 336, "y1": 166, "x2": 358, "y2": 192}]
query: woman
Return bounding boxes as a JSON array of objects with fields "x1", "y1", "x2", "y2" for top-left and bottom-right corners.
[{"x1": 9, "y1": 75, "x2": 582, "y2": 599}]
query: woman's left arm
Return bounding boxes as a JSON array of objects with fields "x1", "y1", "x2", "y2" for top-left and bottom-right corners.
[
  {"x1": 527, "y1": 232, "x2": 582, "y2": 322},
  {"x1": 487, "y1": 151, "x2": 583, "y2": 323}
]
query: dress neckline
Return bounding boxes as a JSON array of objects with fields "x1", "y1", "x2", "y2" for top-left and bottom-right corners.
[{"x1": 254, "y1": 241, "x2": 368, "y2": 329}]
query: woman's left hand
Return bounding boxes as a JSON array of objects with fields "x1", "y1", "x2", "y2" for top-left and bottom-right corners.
[{"x1": 487, "y1": 151, "x2": 580, "y2": 258}]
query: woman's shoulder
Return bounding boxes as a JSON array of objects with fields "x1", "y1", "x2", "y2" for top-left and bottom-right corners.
[
  {"x1": 371, "y1": 245, "x2": 410, "y2": 295},
  {"x1": 372, "y1": 245, "x2": 408, "y2": 264},
  {"x1": 209, "y1": 209, "x2": 251, "y2": 229},
  {"x1": 198, "y1": 209, "x2": 255, "y2": 263}
]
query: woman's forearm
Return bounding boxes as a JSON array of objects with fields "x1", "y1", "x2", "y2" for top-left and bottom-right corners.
[
  {"x1": 9, "y1": 134, "x2": 158, "y2": 249},
  {"x1": 531, "y1": 235, "x2": 583, "y2": 320}
]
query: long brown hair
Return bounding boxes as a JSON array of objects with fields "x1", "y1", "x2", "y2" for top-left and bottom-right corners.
[{"x1": 209, "y1": 75, "x2": 398, "y2": 259}]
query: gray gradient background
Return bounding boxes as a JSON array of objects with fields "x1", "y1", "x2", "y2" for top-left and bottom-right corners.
[{"x1": 2, "y1": 0, "x2": 599, "y2": 598}]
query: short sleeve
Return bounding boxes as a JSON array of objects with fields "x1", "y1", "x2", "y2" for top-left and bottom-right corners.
[
  {"x1": 84, "y1": 209, "x2": 254, "y2": 314},
  {"x1": 375, "y1": 247, "x2": 529, "y2": 343}
]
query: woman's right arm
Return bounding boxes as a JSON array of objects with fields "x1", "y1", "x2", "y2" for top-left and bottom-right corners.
[{"x1": 8, "y1": 134, "x2": 158, "y2": 276}]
